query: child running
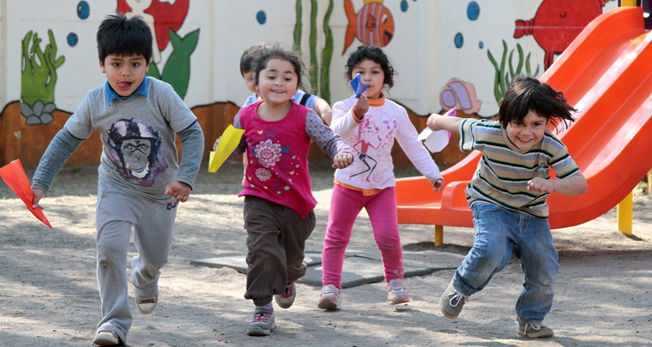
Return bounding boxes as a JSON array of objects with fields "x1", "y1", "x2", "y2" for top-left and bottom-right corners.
[
  {"x1": 238, "y1": 43, "x2": 333, "y2": 124},
  {"x1": 216, "y1": 43, "x2": 353, "y2": 336},
  {"x1": 214, "y1": 43, "x2": 334, "y2": 186},
  {"x1": 30, "y1": 14, "x2": 204, "y2": 346},
  {"x1": 318, "y1": 46, "x2": 444, "y2": 310},
  {"x1": 427, "y1": 76, "x2": 587, "y2": 338}
]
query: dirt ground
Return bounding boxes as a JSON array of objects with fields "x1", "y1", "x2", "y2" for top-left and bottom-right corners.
[{"x1": 1, "y1": 161, "x2": 651, "y2": 347}]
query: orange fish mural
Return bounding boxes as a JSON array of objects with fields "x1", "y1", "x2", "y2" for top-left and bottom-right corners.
[{"x1": 343, "y1": 0, "x2": 395, "y2": 55}]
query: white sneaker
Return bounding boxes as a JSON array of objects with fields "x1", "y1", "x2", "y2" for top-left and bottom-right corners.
[
  {"x1": 318, "y1": 284, "x2": 341, "y2": 310},
  {"x1": 136, "y1": 293, "x2": 158, "y2": 315},
  {"x1": 92, "y1": 330, "x2": 122, "y2": 346},
  {"x1": 386, "y1": 278, "x2": 410, "y2": 304}
]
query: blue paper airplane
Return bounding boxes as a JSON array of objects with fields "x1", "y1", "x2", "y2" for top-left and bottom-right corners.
[{"x1": 350, "y1": 73, "x2": 370, "y2": 98}]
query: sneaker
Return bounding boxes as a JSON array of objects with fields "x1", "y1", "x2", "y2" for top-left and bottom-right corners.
[
  {"x1": 136, "y1": 293, "x2": 158, "y2": 315},
  {"x1": 93, "y1": 330, "x2": 123, "y2": 346},
  {"x1": 317, "y1": 284, "x2": 341, "y2": 310},
  {"x1": 439, "y1": 280, "x2": 468, "y2": 319},
  {"x1": 274, "y1": 282, "x2": 296, "y2": 309},
  {"x1": 386, "y1": 278, "x2": 410, "y2": 304},
  {"x1": 246, "y1": 307, "x2": 276, "y2": 336},
  {"x1": 518, "y1": 321, "x2": 554, "y2": 338}
]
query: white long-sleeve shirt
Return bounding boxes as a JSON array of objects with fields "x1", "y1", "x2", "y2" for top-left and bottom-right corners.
[{"x1": 331, "y1": 94, "x2": 442, "y2": 190}]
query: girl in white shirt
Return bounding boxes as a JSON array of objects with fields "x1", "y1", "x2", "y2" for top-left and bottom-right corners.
[{"x1": 318, "y1": 46, "x2": 444, "y2": 310}]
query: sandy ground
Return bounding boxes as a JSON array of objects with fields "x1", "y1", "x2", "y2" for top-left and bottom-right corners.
[{"x1": 1, "y1": 161, "x2": 651, "y2": 347}]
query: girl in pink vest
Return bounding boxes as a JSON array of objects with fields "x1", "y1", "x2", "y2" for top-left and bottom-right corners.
[{"x1": 216, "y1": 43, "x2": 352, "y2": 336}]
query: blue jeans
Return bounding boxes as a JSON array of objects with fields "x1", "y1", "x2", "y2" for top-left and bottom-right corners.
[{"x1": 453, "y1": 201, "x2": 559, "y2": 323}]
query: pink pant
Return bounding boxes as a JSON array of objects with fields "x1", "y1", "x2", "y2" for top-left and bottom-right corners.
[{"x1": 321, "y1": 184, "x2": 404, "y2": 288}]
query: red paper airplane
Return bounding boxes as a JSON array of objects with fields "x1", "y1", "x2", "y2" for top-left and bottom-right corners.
[{"x1": 0, "y1": 159, "x2": 52, "y2": 228}]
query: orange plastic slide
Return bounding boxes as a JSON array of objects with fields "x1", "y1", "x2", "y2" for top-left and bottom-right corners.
[{"x1": 396, "y1": 7, "x2": 652, "y2": 229}]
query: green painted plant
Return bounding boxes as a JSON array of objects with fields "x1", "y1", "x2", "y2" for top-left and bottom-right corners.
[
  {"x1": 488, "y1": 40, "x2": 539, "y2": 103},
  {"x1": 147, "y1": 29, "x2": 200, "y2": 100},
  {"x1": 320, "y1": 0, "x2": 334, "y2": 104},
  {"x1": 294, "y1": 0, "x2": 333, "y2": 103},
  {"x1": 21, "y1": 30, "x2": 65, "y2": 107},
  {"x1": 294, "y1": 0, "x2": 302, "y2": 52},
  {"x1": 309, "y1": 0, "x2": 319, "y2": 95}
]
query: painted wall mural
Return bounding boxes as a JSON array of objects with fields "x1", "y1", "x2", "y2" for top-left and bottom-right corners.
[
  {"x1": 342, "y1": 0, "x2": 394, "y2": 54},
  {"x1": 1, "y1": 0, "x2": 620, "y2": 169},
  {"x1": 487, "y1": 41, "x2": 540, "y2": 104},
  {"x1": 117, "y1": 0, "x2": 198, "y2": 100},
  {"x1": 514, "y1": 0, "x2": 610, "y2": 69},
  {"x1": 20, "y1": 30, "x2": 65, "y2": 125},
  {"x1": 439, "y1": 78, "x2": 482, "y2": 115},
  {"x1": 293, "y1": 0, "x2": 335, "y2": 103}
]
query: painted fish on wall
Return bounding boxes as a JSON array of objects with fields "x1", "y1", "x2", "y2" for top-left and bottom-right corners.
[
  {"x1": 343, "y1": 0, "x2": 395, "y2": 54},
  {"x1": 514, "y1": 0, "x2": 608, "y2": 69}
]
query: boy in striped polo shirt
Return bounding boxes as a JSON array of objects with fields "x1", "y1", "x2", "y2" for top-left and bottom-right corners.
[{"x1": 427, "y1": 76, "x2": 587, "y2": 338}]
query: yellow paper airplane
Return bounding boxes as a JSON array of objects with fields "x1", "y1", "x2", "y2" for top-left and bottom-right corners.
[{"x1": 208, "y1": 125, "x2": 245, "y2": 173}]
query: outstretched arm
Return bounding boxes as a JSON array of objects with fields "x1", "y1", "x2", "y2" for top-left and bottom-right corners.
[
  {"x1": 305, "y1": 110, "x2": 353, "y2": 168},
  {"x1": 427, "y1": 112, "x2": 463, "y2": 134},
  {"x1": 313, "y1": 98, "x2": 333, "y2": 126},
  {"x1": 31, "y1": 128, "x2": 84, "y2": 207},
  {"x1": 330, "y1": 97, "x2": 368, "y2": 139},
  {"x1": 528, "y1": 172, "x2": 587, "y2": 196}
]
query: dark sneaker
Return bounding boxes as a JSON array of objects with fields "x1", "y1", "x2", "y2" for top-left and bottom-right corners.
[
  {"x1": 439, "y1": 280, "x2": 468, "y2": 319},
  {"x1": 518, "y1": 321, "x2": 554, "y2": 338},
  {"x1": 246, "y1": 307, "x2": 276, "y2": 336},
  {"x1": 93, "y1": 330, "x2": 124, "y2": 346},
  {"x1": 274, "y1": 282, "x2": 296, "y2": 309}
]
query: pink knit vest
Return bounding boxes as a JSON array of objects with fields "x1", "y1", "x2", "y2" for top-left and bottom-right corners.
[{"x1": 238, "y1": 101, "x2": 317, "y2": 218}]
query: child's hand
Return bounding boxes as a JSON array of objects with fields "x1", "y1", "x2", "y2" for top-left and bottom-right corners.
[
  {"x1": 352, "y1": 94, "x2": 369, "y2": 120},
  {"x1": 332, "y1": 152, "x2": 353, "y2": 169},
  {"x1": 428, "y1": 177, "x2": 444, "y2": 192},
  {"x1": 32, "y1": 188, "x2": 45, "y2": 209},
  {"x1": 527, "y1": 177, "x2": 554, "y2": 193},
  {"x1": 212, "y1": 137, "x2": 221, "y2": 151},
  {"x1": 165, "y1": 181, "x2": 192, "y2": 205}
]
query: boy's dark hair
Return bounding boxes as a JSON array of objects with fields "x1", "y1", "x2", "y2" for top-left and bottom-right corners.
[
  {"x1": 498, "y1": 76, "x2": 576, "y2": 131},
  {"x1": 97, "y1": 13, "x2": 153, "y2": 64},
  {"x1": 345, "y1": 45, "x2": 395, "y2": 89},
  {"x1": 240, "y1": 43, "x2": 264, "y2": 76},
  {"x1": 252, "y1": 42, "x2": 307, "y2": 92}
]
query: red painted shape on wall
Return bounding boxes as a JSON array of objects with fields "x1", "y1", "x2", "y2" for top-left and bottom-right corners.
[
  {"x1": 116, "y1": 0, "x2": 190, "y2": 51},
  {"x1": 514, "y1": 0, "x2": 607, "y2": 69}
]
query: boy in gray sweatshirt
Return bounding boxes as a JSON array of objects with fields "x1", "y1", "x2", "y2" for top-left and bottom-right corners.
[{"x1": 30, "y1": 13, "x2": 204, "y2": 346}]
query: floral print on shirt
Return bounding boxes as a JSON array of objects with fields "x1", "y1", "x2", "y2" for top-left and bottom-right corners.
[{"x1": 255, "y1": 139, "x2": 282, "y2": 168}]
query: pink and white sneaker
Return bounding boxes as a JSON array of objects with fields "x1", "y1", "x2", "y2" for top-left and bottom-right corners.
[
  {"x1": 318, "y1": 284, "x2": 341, "y2": 310},
  {"x1": 386, "y1": 279, "x2": 410, "y2": 304}
]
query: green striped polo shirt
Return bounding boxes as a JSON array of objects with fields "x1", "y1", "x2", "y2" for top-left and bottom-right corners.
[{"x1": 460, "y1": 119, "x2": 580, "y2": 218}]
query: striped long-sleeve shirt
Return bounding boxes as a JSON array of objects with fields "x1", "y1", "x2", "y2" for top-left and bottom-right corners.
[{"x1": 461, "y1": 119, "x2": 581, "y2": 218}]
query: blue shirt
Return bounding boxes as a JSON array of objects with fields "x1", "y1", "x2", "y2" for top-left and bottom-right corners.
[{"x1": 105, "y1": 76, "x2": 149, "y2": 105}]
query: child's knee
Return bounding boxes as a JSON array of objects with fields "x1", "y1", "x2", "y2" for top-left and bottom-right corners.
[
  {"x1": 96, "y1": 239, "x2": 127, "y2": 261},
  {"x1": 324, "y1": 231, "x2": 351, "y2": 247},
  {"x1": 469, "y1": 244, "x2": 510, "y2": 272},
  {"x1": 374, "y1": 234, "x2": 401, "y2": 250}
]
